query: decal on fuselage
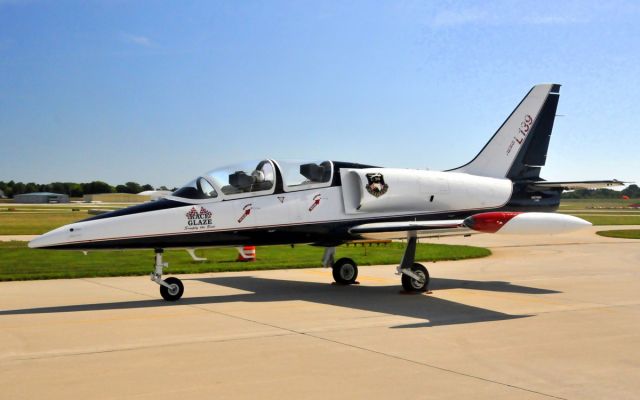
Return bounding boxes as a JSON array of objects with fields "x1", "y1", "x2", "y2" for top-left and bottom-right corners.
[
  {"x1": 238, "y1": 203, "x2": 253, "y2": 223},
  {"x1": 365, "y1": 173, "x2": 389, "y2": 197},
  {"x1": 309, "y1": 194, "x2": 322, "y2": 211},
  {"x1": 185, "y1": 206, "x2": 214, "y2": 230}
]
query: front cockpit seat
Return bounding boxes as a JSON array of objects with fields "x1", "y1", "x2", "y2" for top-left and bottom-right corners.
[
  {"x1": 228, "y1": 171, "x2": 254, "y2": 192},
  {"x1": 228, "y1": 161, "x2": 274, "y2": 193}
]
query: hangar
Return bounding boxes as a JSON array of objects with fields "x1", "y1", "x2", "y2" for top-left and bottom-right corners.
[{"x1": 13, "y1": 192, "x2": 69, "y2": 204}]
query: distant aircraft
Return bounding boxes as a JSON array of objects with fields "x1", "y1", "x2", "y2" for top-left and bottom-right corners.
[{"x1": 30, "y1": 84, "x2": 624, "y2": 300}]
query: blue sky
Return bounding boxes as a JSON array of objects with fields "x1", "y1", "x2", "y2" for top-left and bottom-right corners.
[{"x1": 1, "y1": 0, "x2": 638, "y2": 188}]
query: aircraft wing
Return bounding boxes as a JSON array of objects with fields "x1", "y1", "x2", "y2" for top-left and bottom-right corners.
[
  {"x1": 531, "y1": 180, "x2": 626, "y2": 190},
  {"x1": 348, "y1": 220, "x2": 472, "y2": 240}
]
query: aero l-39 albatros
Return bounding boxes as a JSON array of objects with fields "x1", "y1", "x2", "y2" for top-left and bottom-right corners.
[{"x1": 29, "y1": 84, "x2": 624, "y2": 301}]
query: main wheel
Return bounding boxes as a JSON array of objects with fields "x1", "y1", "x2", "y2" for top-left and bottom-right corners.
[
  {"x1": 160, "y1": 277, "x2": 184, "y2": 301},
  {"x1": 332, "y1": 258, "x2": 358, "y2": 285},
  {"x1": 401, "y1": 263, "x2": 429, "y2": 292}
]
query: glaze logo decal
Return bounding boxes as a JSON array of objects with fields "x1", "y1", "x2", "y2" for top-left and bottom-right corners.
[
  {"x1": 277, "y1": 196, "x2": 285, "y2": 204},
  {"x1": 185, "y1": 206, "x2": 214, "y2": 230},
  {"x1": 507, "y1": 114, "x2": 533, "y2": 155},
  {"x1": 238, "y1": 203, "x2": 253, "y2": 223},
  {"x1": 365, "y1": 173, "x2": 388, "y2": 197},
  {"x1": 308, "y1": 194, "x2": 321, "y2": 211}
]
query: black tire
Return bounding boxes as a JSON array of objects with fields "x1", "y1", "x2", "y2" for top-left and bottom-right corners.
[
  {"x1": 160, "y1": 277, "x2": 184, "y2": 301},
  {"x1": 401, "y1": 263, "x2": 429, "y2": 292},
  {"x1": 332, "y1": 258, "x2": 358, "y2": 285}
]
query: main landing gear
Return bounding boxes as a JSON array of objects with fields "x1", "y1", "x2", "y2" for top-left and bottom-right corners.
[
  {"x1": 322, "y1": 247, "x2": 358, "y2": 285},
  {"x1": 322, "y1": 234, "x2": 429, "y2": 293},
  {"x1": 151, "y1": 249, "x2": 184, "y2": 301},
  {"x1": 397, "y1": 235, "x2": 429, "y2": 293}
]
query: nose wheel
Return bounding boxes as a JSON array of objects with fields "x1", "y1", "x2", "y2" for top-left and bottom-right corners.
[
  {"x1": 151, "y1": 249, "x2": 184, "y2": 301},
  {"x1": 160, "y1": 276, "x2": 184, "y2": 301}
]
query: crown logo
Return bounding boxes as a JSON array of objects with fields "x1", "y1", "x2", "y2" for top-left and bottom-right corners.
[{"x1": 186, "y1": 206, "x2": 212, "y2": 219}]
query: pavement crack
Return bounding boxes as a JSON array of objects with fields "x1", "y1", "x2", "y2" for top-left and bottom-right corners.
[
  {"x1": 7, "y1": 332, "x2": 296, "y2": 362},
  {"x1": 298, "y1": 332, "x2": 568, "y2": 400}
]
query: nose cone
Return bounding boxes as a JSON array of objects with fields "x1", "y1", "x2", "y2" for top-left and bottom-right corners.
[{"x1": 28, "y1": 226, "x2": 70, "y2": 249}]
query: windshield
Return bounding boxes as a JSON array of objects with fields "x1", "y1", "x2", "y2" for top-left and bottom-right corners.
[{"x1": 172, "y1": 177, "x2": 218, "y2": 199}]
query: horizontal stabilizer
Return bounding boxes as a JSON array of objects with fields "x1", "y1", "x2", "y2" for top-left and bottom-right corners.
[{"x1": 531, "y1": 180, "x2": 627, "y2": 190}]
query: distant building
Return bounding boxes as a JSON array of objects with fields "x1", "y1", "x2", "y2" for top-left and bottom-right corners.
[
  {"x1": 0, "y1": 189, "x2": 5, "y2": 198},
  {"x1": 14, "y1": 192, "x2": 69, "y2": 204}
]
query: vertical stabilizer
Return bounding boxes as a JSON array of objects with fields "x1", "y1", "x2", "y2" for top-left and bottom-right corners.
[{"x1": 449, "y1": 84, "x2": 560, "y2": 180}]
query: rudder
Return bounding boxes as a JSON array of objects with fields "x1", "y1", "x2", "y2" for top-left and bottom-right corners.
[{"x1": 449, "y1": 84, "x2": 561, "y2": 180}]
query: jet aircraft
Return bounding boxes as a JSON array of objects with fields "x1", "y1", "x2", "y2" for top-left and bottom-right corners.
[{"x1": 29, "y1": 84, "x2": 624, "y2": 301}]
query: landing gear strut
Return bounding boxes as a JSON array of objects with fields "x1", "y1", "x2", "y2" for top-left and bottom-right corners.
[
  {"x1": 151, "y1": 249, "x2": 184, "y2": 301},
  {"x1": 322, "y1": 247, "x2": 358, "y2": 285},
  {"x1": 322, "y1": 238, "x2": 428, "y2": 292},
  {"x1": 397, "y1": 235, "x2": 429, "y2": 292}
]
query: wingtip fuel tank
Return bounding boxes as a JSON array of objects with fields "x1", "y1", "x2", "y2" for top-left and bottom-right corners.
[{"x1": 464, "y1": 212, "x2": 592, "y2": 235}]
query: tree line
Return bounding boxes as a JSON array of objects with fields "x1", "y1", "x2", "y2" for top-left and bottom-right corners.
[
  {"x1": 0, "y1": 180, "x2": 176, "y2": 198},
  {"x1": 561, "y1": 184, "x2": 640, "y2": 199}
]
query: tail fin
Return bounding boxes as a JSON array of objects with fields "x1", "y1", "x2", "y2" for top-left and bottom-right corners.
[{"x1": 449, "y1": 83, "x2": 561, "y2": 180}]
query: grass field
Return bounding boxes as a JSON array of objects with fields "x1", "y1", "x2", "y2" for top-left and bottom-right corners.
[
  {"x1": 558, "y1": 198, "x2": 640, "y2": 225},
  {"x1": 559, "y1": 198, "x2": 640, "y2": 210},
  {"x1": 596, "y1": 230, "x2": 640, "y2": 239},
  {"x1": 0, "y1": 211, "x2": 90, "y2": 235},
  {"x1": 0, "y1": 241, "x2": 490, "y2": 281}
]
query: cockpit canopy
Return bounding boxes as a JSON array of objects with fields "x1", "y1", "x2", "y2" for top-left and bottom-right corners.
[{"x1": 172, "y1": 159, "x2": 334, "y2": 200}]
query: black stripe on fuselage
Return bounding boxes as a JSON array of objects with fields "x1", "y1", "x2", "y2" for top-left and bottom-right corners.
[{"x1": 81, "y1": 199, "x2": 190, "y2": 222}]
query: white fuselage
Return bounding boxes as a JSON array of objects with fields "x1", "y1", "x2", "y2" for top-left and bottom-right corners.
[{"x1": 29, "y1": 169, "x2": 513, "y2": 249}]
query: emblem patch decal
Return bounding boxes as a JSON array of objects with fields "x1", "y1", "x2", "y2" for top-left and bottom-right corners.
[
  {"x1": 185, "y1": 206, "x2": 214, "y2": 230},
  {"x1": 365, "y1": 173, "x2": 389, "y2": 197}
]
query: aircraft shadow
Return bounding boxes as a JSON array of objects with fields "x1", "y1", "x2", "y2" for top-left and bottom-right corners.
[{"x1": 0, "y1": 276, "x2": 558, "y2": 328}]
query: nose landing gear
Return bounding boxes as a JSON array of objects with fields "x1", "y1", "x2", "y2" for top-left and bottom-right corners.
[{"x1": 151, "y1": 249, "x2": 184, "y2": 301}]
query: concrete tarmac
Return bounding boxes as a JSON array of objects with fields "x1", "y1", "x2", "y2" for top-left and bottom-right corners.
[{"x1": 1, "y1": 226, "x2": 639, "y2": 399}]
